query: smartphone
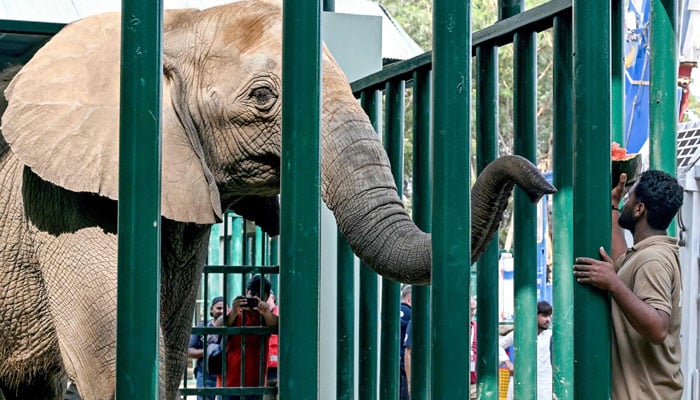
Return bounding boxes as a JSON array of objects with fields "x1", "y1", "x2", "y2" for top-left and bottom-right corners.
[{"x1": 245, "y1": 297, "x2": 259, "y2": 309}]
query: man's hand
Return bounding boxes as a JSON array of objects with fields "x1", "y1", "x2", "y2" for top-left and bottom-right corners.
[
  {"x1": 255, "y1": 296, "x2": 272, "y2": 315},
  {"x1": 573, "y1": 246, "x2": 623, "y2": 292},
  {"x1": 232, "y1": 296, "x2": 247, "y2": 315},
  {"x1": 612, "y1": 172, "x2": 627, "y2": 207},
  {"x1": 504, "y1": 360, "x2": 514, "y2": 376}
]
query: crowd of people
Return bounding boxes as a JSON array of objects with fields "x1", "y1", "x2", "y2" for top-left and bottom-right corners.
[{"x1": 187, "y1": 168, "x2": 685, "y2": 400}]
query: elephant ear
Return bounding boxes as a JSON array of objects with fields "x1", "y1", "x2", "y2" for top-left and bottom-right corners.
[{"x1": 2, "y1": 11, "x2": 222, "y2": 224}]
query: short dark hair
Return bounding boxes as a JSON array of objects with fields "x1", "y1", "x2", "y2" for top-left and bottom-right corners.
[
  {"x1": 247, "y1": 275, "x2": 272, "y2": 298},
  {"x1": 633, "y1": 170, "x2": 683, "y2": 230},
  {"x1": 211, "y1": 296, "x2": 224, "y2": 307},
  {"x1": 537, "y1": 301, "x2": 552, "y2": 316}
]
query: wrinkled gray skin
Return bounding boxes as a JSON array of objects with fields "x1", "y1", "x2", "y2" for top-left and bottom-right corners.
[{"x1": 0, "y1": 1, "x2": 555, "y2": 399}]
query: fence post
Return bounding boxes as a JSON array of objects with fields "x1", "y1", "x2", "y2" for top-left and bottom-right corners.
[{"x1": 116, "y1": 0, "x2": 163, "y2": 398}]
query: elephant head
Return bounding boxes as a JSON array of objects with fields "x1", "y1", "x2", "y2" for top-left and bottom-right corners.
[{"x1": 2, "y1": 0, "x2": 554, "y2": 286}]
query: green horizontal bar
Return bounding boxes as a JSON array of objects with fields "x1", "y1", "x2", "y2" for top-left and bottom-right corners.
[
  {"x1": 180, "y1": 387, "x2": 276, "y2": 396},
  {"x1": 190, "y1": 326, "x2": 278, "y2": 335},
  {"x1": 350, "y1": 0, "x2": 571, "y2": 93},
  {"x1": 202, "y1": 265, "x2": 280, "y2": 273},
  {"x1": 0, "y1": 19, "x2": 64, "y2": 35}
]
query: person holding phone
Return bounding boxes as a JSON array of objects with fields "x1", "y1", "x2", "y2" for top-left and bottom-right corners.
[{"x1": 214, "y1": 275, "x2": 278, "y2": 400}]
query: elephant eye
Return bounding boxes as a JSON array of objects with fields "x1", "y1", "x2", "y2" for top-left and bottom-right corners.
[{"x1": 249, "y1": 86, "x2": 276, "y2": 109}]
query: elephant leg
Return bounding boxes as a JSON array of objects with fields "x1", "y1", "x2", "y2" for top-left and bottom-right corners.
[
  {"x1": 0, "y1": 157, "x2": 66, "y2": 400},
  {"x1": 36, "y1": 227, "x2": 118, "y2": 400},
  {"x1": 160, "y1": 221, "x2": 210, "y2": 399}
]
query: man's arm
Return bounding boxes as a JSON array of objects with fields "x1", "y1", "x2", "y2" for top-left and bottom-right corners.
[
  {"x1": 611, "y1": 173, "x2": 628, "y2": 261},
  {"x1": 187, "y1": 346, "x2": 204, "y2": 359},
  {"x1": 574, "y1": 250, "x2": 671, "y2": 344},
  {"x1": 405, "y1": 347, "x2": 412, "y2": 394},
  {"x1": 607, "y1": 273, "x2": 670, "y2": 344},
  {"x1": 499, "y1": 331, "x2": 514, "y2": 373},
  {"x1": 256, "y1": 299, "x2": 279, "y2": 327},
  {"x1": 187, "y1": 324, "x2": 204, "y2": 359}
]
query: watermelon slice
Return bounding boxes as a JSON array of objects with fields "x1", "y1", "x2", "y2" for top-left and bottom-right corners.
[{"x1": 611, "y1": 142, "x2": 642, "y2": 188}]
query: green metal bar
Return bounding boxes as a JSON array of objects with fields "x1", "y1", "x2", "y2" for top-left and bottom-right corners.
[
  {"x1": 572, "y1": 1, "x2": 612, "y2": 398},
  {"x1": 336, "y1": 234, "x2": 355, "y2": 400},
  {"x1": 359, "y1": 262, "x2": 379, "y2": 400},
  {"x1": 255, "y1": 226, "x2": 263, "y2": 265},
  {"x1": 115, "y1": 0, "x2": 163, "y2": 398},
  {"x1": 500, "y1": 0, "x2": 523, "y2": 19},
  {"x1": 359, "y1": 89, "x2": 381, "y2": 400},
  {"x1": 270, "y1": 237, "x2": 279, "y2": 294},
  {"x1": 224, "y1": 213, "x2": 231, "y2": 265},
  {"x1": 226, "y1": 215, "x2": 244, "y2": 300},
  {"x1": 611, "y1": 0, "x2": 625, "y2": 145},
  {"x1": 411, "y1": 68, "x2": 432, "y2": 400},
  {"x1": 0, "y1": 19, "x2": 64, "y2": 34},
  {"x1": 350, "y1": 0, "x2": 572, "y2": 95},
  {"x1": 649, "y1": 0, "x2": 678, "y2": 184},
  {"x1": 512, "y1": 28, "x2": 538, "y2": 400},
  {"x1": 431, "y1": 0, "x2": 471, "y2": 399},
  {"x1": 552, "y1": 13, "x2": 574, "y2": 400},
  {"x1": 475, "y1": 43, "x2": 500, "y2": 400},
  {"x1": 379, "y1": 79, "x2": 405, "y2": 400},
  {"x1": 280, "y1": 0, "x2": 321, "y2": 398},
  {"x1": 243, "y1": 220, "x2": 251, "y2": 266}
]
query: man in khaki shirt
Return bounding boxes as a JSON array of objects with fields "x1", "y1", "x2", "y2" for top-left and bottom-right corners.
[{"x1": 574, "y1": 170, "x2": 684, "y2": 399}]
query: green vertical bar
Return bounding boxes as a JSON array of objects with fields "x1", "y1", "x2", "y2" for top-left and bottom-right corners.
[
  {"x1": 336, "y1": 234, "x2": 355, "y2": 400},
  {"x1": 116, "y1": 0, "x2": 162, "y2": 398},
  {"x1": 280, "y1": 0, "x2": 321, "y2": 398},
  {"x1": 411, "y1": 68, "x2": 432, "y2": 400},
  {"x1": 359, "y1": 262, "x2": 379, "y2": 400},
  {"x1": 499, "y1": 0, "x2": 522, "y2": 20},
  {"x1": 552, "y1": 13, "x2": 574, "y2": 400},
  {"x1": 270, "y1": 236, "x2": 279, "y2": 292},
  {"x1": 512, "y1": 28, "x2": 538, "y2": 400},
  {"x1": 611, "y1": 0, "x2": 625, "y2": 145},
  {"x1": 573, "y1": 1, "x2": 612, "y2": 399},
  {"x1": 475, "y1": 44, "x2": 500, "y2": 400},
  {"x1": 270, "y1": 236, "x2": 280, "y2": 265},
  {"x1": 359, "y1": 89, "x2": 381, "y2": 400},
  {"x1": 379, "y1": 80, "x2": 404, "y2": 400},
  {"x1": 649, "y1": 0, "x2": 678, "y2": 180},
  {"x1": 226, "y1": 215, "x2": 244, "y2": 300},
  {"x1": 255, "y1": 227, "x2": 263, "y2": 265},
  {"x1": 208, "y1": 224, "x2": 221, "y2": 266},
  {"x1": 432, "y1": 1, "x2": 471, "y2": 399}
]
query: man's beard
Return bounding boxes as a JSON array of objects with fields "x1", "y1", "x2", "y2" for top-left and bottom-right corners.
[{"x1": 618, "y1": 208, "x2": 636, "y2": 233}]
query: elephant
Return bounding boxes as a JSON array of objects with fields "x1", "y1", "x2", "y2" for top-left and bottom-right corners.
[{"x1": 0, "y1": 0, "x2": 556, "y2": 398}]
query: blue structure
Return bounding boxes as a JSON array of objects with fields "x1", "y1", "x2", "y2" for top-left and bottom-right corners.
[{"x1": 624, "y1": 0, "x2": 652, "y2": 153}]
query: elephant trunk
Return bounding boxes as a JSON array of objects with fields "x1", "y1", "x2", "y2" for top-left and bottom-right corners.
[
  {"x1": 470, "y1": 155, "x2": 557, "y2": 264},
  {"x1": 321, "y1": 93, "x2": 431, "y2": 284},
  {"x1": 321, "y1": 69, "x2": 555, "y2": 284}
]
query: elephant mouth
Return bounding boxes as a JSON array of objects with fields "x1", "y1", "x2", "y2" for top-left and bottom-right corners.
[
  {"x1": 224, "y1": 152, "x2": 280, "y2": 195},
  {"x1": 251, "y1": 152, "x2": 280, "y2": 172}
]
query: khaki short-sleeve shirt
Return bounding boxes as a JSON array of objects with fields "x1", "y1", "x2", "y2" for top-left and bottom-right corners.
[{"x1": 611, "y1": 235, "x2": 683, "y2": 400}]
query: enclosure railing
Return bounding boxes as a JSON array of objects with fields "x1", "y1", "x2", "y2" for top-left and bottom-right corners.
[{"x1": 346, "y1": 1, "x2": 603, "y2": 399}]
